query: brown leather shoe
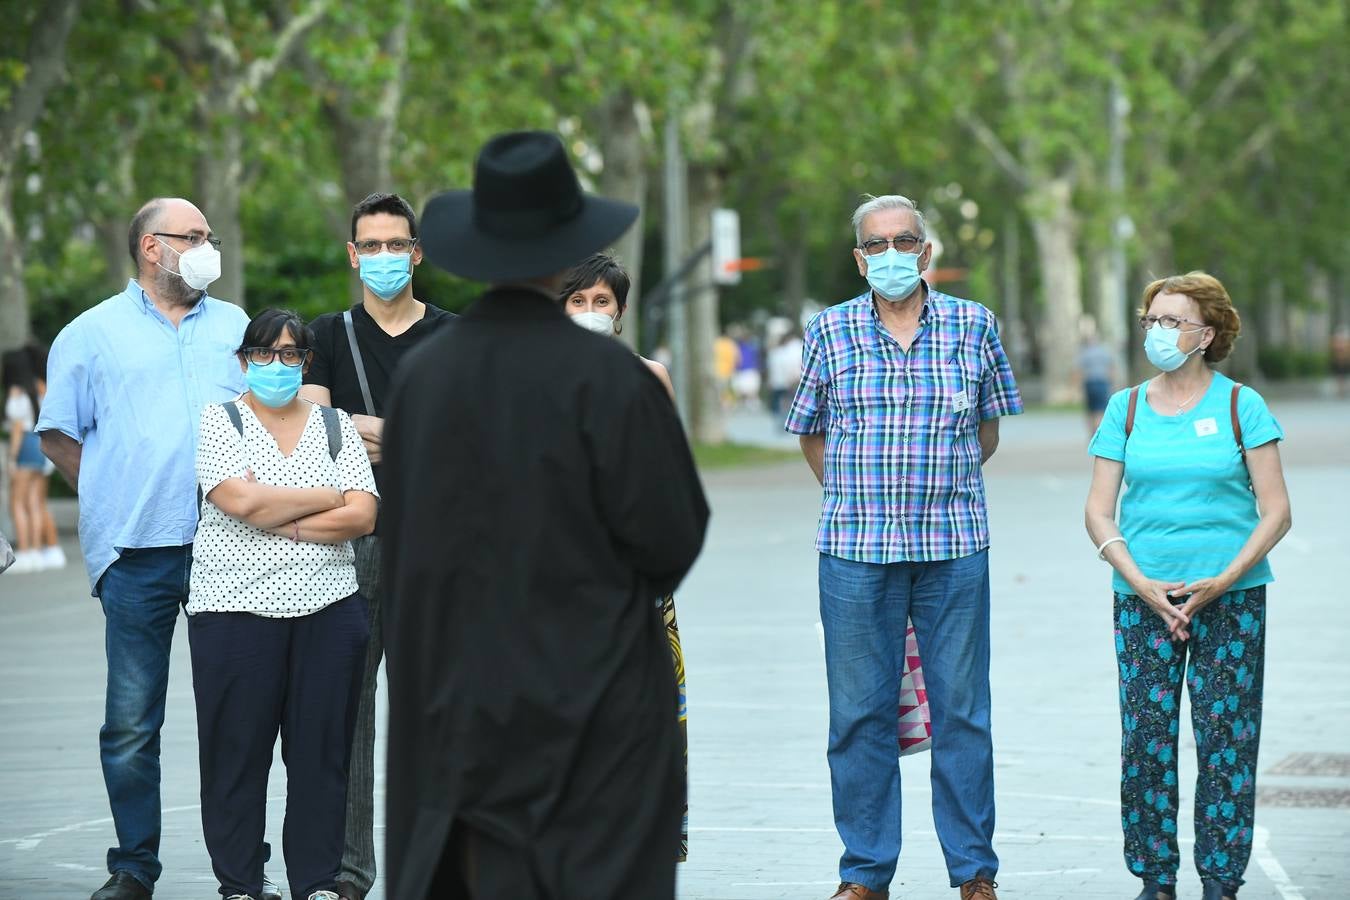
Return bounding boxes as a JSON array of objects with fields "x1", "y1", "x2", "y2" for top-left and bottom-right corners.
[
  {"x1": 959, "y1": 877, "x2": 999, "y2": 900},
  {"x1": 828, "y1": 883, "x2": 889, "y2": 900}
]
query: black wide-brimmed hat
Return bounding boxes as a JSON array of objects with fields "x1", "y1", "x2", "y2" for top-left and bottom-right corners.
[{"x1": 420, "y1": 130, "x2": 638, "y2": 283}]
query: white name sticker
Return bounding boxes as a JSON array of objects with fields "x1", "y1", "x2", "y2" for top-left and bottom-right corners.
[
  {"x1": 951, "y1": 390, "x2": 971, "y2": 413},
  {"x1": 1194, "y1": 417, "x2": 1219, "y2": 437}
]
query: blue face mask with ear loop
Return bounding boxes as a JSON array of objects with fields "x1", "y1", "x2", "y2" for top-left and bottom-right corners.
[
  {"x1": 358, "y1": 251, "x2": 413, "y2": 300},
  {"x1": 246, "y1": 360, "x2": 303, "y2": 407},
  {"x1": 863, "y1": 247, "x2": 923, "y2": 301},
  {"x1": 1144, "y1": 323, "x2": 1207, "y2": 372}
]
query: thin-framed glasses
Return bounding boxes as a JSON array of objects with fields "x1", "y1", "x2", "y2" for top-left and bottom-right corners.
[
  {"x1": 154, "y1": 232, "x2": 222, "y2": 250},
  {"x1": 1138, "y1": 314, "x2": 1207, "y2": 332},
  {"x1": 352, "y1": 238, "x2": 417, "y2": 255},
  {"x1": 859, "y1": 234, "x2": 924, "y2": 256},
  {"x1": 243, "y1": 347, "x2": 310, "y2": 367}
]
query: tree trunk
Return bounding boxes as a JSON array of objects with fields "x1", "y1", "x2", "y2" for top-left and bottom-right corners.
[
  {"x1": 0, "y1": 0, "x2": 82, "y2": 351},
  {"x1": 593, "y1": 91, "x2": 647, "y2": 351},
  {"x1": 686, "y1": 162, "x2": 725, "y2": 444},
  {"x1": 999, "y1": 209, "x2": 1029, "y2": 375},
  {"x1": 198, "y1": 101, "x2": 247, "y2": 307},
  {"x1": 1024, "y1": 176, "x2": 1084, "y2": 404},
  {"x1": 781, "y1": 207, "x2": 808, "y2": 321},
  {"x1": 0, "y1": 174, "x2": 28, "y2": 352}
]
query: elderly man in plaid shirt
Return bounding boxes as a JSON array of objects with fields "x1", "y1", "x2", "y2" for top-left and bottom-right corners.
[{"x1": 785, "y1": 195, "x2": 1023, "y2": 900}]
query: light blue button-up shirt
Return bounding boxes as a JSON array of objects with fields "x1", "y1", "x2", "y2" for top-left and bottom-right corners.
[{"x1": 36, "y1": 279, "x2": 250, "y2": 594}]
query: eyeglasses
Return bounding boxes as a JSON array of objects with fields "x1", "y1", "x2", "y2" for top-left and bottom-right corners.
[
  {"x1": 352, "y1": 238, "x2": 417, "y2": 256},
  {"x1": 154, "y1": 232, "x2": 222, "y2": 250},
  {"x1": 1138, "y1": 314, "x2": 1207, "y2": 332},
  {"x1": 858, "y1": 234, "x2": 924, "y2": 256},
  {"x1": 243, "y1": 347, "x2": 310, "y2": 367}
]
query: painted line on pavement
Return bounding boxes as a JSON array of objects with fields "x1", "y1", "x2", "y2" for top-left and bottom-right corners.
[
  {"x1": 2, "y1": 796, "x2": 286, "y2": 851},
  {"x1": 1253, "y1": 825, "x2": 1307, "y2": 900}
]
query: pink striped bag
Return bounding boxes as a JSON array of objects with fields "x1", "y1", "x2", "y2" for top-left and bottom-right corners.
[{"x1": 898, "y1": 621, "x2": 932, "y2": 756}]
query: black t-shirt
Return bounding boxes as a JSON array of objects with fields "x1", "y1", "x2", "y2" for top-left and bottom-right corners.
[{"x1": 306, "y1": 301, "x2": 456, "y2": 487}]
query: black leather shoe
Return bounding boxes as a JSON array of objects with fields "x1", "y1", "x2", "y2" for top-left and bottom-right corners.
[
  {"x1": 1201, "y1": 882, "x2": 1236, "y2": 900},
  {"x1": 1133, "y1": 883, "x2": 1176, "y2": 900},
  {"x1": 91, "y1": 871, "x2": 152, "y2": 900},
  {"x1": 261, "y1": 873, "x2": 282, "y2": 900}
]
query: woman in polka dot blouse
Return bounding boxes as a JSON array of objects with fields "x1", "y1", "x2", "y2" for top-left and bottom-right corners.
[{"x1": 188, "y1": 308, "x2": 378, "y2": 900}]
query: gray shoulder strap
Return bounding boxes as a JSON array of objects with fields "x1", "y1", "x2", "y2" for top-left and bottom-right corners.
[
  {"x1": 223, "y1": 400, "x2": 245, "y2": 437},
  {"x1": 343, "y1": 309, "x2": 376, "y2": 416},
  {"x1": 319, "y1": 404, "x2": 342, "y2": 461}
]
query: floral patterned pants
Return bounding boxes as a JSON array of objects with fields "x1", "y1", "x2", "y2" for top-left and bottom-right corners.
[{"x1": 1114, "y1": 586, "x2": 1266, "y2": 889}]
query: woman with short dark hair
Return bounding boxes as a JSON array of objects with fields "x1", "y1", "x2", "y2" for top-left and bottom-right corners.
[
  {"x1": 1085, "y1": 273, "x2": 1292, "y2": 900},
  {"x1": 190, "y1": 308, "x2": 378, "y2": 900}
]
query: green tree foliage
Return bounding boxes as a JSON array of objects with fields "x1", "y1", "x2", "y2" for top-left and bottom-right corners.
[{"x1": 7, "y1": 0, "x2": 1344, "y2": 389}]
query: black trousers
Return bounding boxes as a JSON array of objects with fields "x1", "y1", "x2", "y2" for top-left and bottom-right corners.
[{"x1": 189, "y1": 594, "x2": 369, "y2": 899}]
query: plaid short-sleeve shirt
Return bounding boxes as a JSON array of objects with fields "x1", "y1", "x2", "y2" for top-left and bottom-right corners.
[{"x1": 785, "y1": 287, "x2": 1023, "y2": 563}]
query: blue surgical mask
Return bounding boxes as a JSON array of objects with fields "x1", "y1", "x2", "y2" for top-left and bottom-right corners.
[
  {"x1": 863, "y1": 248, "x2": 923, "y2": 301},
  {"x1": 1144, "y1": 324, "x2": 1205, "y2": 372},
  {"x1": 246, "y1": 360, "x2": 303, "y2": 407},
  {"x1": 358, "y1": 251, "x2": 412, "y2": 301}
]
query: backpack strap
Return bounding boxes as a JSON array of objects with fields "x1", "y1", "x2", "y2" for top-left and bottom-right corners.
[
  {"x1": 223, "y1": 400, "x2": 245, "y2": 438},
  {"x1": 1124, "y1": 385, "x2": 1140, "y2": 439},
  {"x1": 1230, "y1": 382, "x2": 1245, "y2": 462},
  {"x1": 343, "y1": 308, "x2": 377, "y2": 417},
  {"x1": 319, "y1": 404, "x2": 342, "y2": 461}
]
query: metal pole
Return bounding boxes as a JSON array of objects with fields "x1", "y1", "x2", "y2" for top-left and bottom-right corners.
[{"x1": 662, "y1": 112, "x2": 691, "y2": 425}]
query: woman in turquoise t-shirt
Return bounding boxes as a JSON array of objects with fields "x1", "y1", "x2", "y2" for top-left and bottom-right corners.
[{"x1": 1085, "y1": 272, "x2": 1291, "y2": 900}]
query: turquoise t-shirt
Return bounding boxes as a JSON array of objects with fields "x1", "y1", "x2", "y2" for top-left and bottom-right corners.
[{"x1": 1088, "y1": 371, "x2": 1283, "y2": 595}]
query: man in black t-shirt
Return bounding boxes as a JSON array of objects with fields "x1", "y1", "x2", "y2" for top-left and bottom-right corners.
[{"x1": 300, "y1": 192, "x2": 454, "y2": 900}]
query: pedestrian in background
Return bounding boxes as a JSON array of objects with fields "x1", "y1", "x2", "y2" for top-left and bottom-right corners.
[
  {"x1": 559, "y1": 251, "x2": 688, "y2": 860},
  {"x1": 379, "y1": 131, "x2": 708, "y2": 900},
  {"x1": 714, "y1": 330, "x2": 740, "y2": 408},
  {"x1": 190, "y1": 308, "x2": 377, "y2": 900},
  {"x1": 1076, "y1": 328, "x2": 1117, "y2": 434},
  {"x1": 767, "y1": 330, "x2": 804, "y2": 418},
  {"x1": 731, "y1": 325, "x2": 763, "y2": 408},
  {"x1": 298, "y1": 191, "x2": 455, "y2": 900},
  {"x1": 36, "y1": 197, "x2": 251, "y2": 900},
  {"x1": 4, "y1": 343, "x2": 64, "y2": 573},
  {"x1": 1085, "y1": 272, "x2": 1291, "y2": 900},
  {"x1": 786, "y1": 194, "x2": 1021, "y2": 900}
]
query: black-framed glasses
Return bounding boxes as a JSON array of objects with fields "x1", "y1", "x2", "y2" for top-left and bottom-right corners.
[
  {"x1": 154, "y1": 232, "x2": 222, "y2": 250},
  {"x1": 243, "y1": 346, "x2": 311, "y2": 367},
  {"x1": 859, "y1": 234, "x2": 924, "y2": 256},
  {"x1": 352, "y1": 238, "x2": 417, "y2": 255},
  {"x1": 1138, "y1": 314, "x2": 1207, "y2": 332}
]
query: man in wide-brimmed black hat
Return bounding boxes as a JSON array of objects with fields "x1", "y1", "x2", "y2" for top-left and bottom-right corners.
[{"x1": 378, "y1": 130, "x2": 709, "y2": 900}]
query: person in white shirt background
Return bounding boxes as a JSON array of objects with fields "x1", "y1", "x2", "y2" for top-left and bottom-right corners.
[{"x1": 3, "y1": 344, "x2": 65, "y2": 574}]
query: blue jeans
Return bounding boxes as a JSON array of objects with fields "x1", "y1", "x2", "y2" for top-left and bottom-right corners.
[
  {"x1": 96, "y1": 545, "x2": 192, "y2": 889},
  {"x1": 819, "y1": 550, "x2": 998, "y2": 890}
]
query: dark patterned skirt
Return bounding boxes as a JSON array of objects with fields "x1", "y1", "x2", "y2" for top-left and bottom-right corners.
[{"x1": 658, "y1": 594, "x2": 688, "y2": 861}]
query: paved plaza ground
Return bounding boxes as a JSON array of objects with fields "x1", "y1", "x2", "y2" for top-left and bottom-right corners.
[{"x1": 2, "y1": 399, "x2": 1347, "y2": 899}]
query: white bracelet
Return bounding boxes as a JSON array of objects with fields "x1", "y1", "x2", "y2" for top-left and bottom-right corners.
[{"x1": 1096, "y1": 536, "x2": 1126, "y2": 560}]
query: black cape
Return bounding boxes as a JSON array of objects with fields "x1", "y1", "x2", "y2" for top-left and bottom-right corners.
[{"x1": 380, "y1": 287, "x2": 709, "y2": 900}]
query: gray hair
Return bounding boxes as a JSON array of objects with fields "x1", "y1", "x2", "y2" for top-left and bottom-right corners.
[{"x1": 851, "y1": 194, "x2": 927, "y2": 246}]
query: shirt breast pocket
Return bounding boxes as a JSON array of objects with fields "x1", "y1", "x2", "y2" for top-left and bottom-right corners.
[
  {"x1": 935, "y1": 356, "x2": 980, "y2": 432},
  {"x1": 827, "y1": 360, "x2": 870, "y2": 434}
]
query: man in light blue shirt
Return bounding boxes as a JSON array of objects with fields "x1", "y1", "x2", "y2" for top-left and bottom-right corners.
[{"x1": 38, "y1": 197, "x2": 248, "y2": 900}]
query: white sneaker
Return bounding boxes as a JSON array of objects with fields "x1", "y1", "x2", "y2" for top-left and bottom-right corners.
[
  {"x1": 9, "y1": 549, "x2": 39, "y2": 573},
  {"x1": 308, "y1": 892, "x2": 341, "y2": 900},
  {"x1": 41, "y1": 545, "x2": 67, "y2": 569}
]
